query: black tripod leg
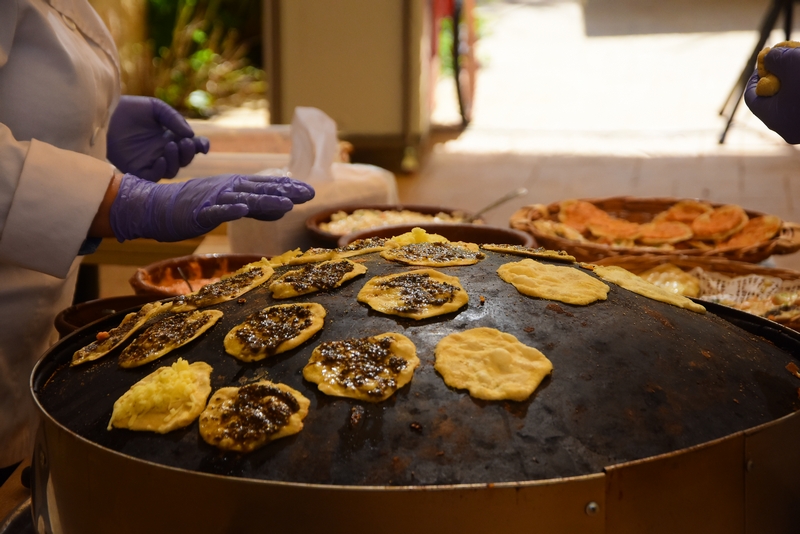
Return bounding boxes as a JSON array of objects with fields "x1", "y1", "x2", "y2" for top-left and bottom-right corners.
[
  {"x1": 784, "y1": 0, "x2": 793, "y2": 40},
  {"x1": 719, "y1": 0, "x2": 786, "y2": 143}
]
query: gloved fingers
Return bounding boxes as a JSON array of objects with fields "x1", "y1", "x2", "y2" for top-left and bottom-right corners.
[
  {"x1": 178, "y1": 137, "x2": 197, "y2": 167},
  {"x1": 217, "y1": 191, "x2": 294, "y2": 213},
  {"x1": 763, "y1": 46, "x2": 800, "y2": 81},
  {"x1": 151, "y1": 97, "x2": 195, "y2": 138},
  {"x1": 162, "y1": 142, "x2": 180, "y2": 178},
  {"x1": 194, "y1": 136, "x2": 210, "y2": 154},
  {"x1": 744, "y1": 69, "x2": 761, "y2": 107},
  {"x1": 236, "y1": 176, "x2": 316, "y2": 203},
  {"x1": 136, "y1": 158, "x2": 168, "y2": 183},
  {"x1": 196, "y1": 203, "x2": 250, "y2": 230}
]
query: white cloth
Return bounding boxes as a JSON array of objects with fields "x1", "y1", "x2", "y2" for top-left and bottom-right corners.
[{"x1": 0, "y1": 0, "x2": 118, "y2": 466}]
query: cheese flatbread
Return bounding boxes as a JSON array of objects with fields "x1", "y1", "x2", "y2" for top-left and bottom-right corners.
[
  {"x1": 269, "y1": 259, "x2": 367, "y2": 299},
  {"x1": 199, "y1": 381, "x2": 310, "y2": 453},
  {"x1": 498, "y1": 259, "x2": 609, "y2": 305},
  {"x1": 435, "y1": 327, "x2": 553, "y2": 401},
  {"x1": 592, "y1": 265, "x2": 706, "y2": 314},
  {"x1": 172, "y1": 259, "x2": 273, "y2": 312},
  {"x1": 108, "y1": 358, "x2": 212, "y2": 433},
  {"x1": 224, "y1": 303, "x2": 326, "y2": 362},
  {"x1": 480, "y1": 244, "x2": 576, "y2": 263},
  {"x1": 118, "y1": 310, "x2": 223, "y2": 368},
  {"x1": 357, "y1": 269, "x2": 468, "y2": 320},
  {"x1": 381, "y1": 241, "x2": 484, "y2": 266},
  {"x1": 72, "y1": 301, "x2": 173, "y2": 366},
  {"x1": 303, "y1": 332, "x2": 419, "y2": 402}
]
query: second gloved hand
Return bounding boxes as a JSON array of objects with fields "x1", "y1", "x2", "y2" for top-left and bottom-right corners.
[
  {"x1": 745, "y1": 45, "x2": 800, "y2": 144},
  {"x1": 110, "y1": 174, "x2": 315, "y2": 242},
  {"x1": 107, "y1": 96, "x2": 210, "y2": 181}
]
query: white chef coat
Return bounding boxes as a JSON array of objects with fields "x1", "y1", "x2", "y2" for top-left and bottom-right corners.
[{"x1": 0, "y1": 0, "x2": 120, "y2": 466}]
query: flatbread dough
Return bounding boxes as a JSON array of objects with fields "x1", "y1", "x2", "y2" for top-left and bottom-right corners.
[
  {"x1": 72, "y1": 301, "x2": 172, "y2": 366},
  {"x1": 224, "y1": 303, "x2": 326, "y2": 362},
  {"x1": 381, "y1": 241, "x2": 484, "y2": 266},
  {"x1": 592, "y1": 265, "x2": 706, "y2": 314},
  {"x1": 199, "y1": 381, "x2": 310, "y2": 453},
  {"x1": 118, "y1": 310, "x2": 223, "y2": 368},
  {"x1": 480, "y1": 244, "x2": 576, "y2": 263},
  {"x1": 107, "y1": 358, "x2": 212, "y2": 433},
  {"x1": 498, "y1": 259, "x2": 609, "y2": 305},
  {"x1": 335, "y1": 237, "x2": 392, "y2": 258},
  {"x1": 303, "y1": 332, "x2": 419, "y2": 402},
  {"x1": 172, "y1": 259, "x2": 273, "y2": 312},
  {"x1": 357, "y1": 269, "x2": 468, "y2": 320},
  {"x1": 269, "y1": 259, "x2": 367, "y2": 299},
  {"x1": 434, "y1": 327, "x2": 553, "y2": 401}
]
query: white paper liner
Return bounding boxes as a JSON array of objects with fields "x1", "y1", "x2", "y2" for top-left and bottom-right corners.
[{"x1": 688, "y1": 268, "x2": 800, "y2": 316}]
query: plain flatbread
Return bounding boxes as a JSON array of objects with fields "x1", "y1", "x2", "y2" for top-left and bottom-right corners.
[
  {"x1": 118, "y1": 310, "x2": 223, "y2": 368},
  {"x1": 107, "y1": 358, "x2": 212, "y2": 433},
  {"x1": 269, "y1": 259, "x2": 367, "y2": 299},
  {"x1": 498, "y1": 259, "x2": 609, "y2": 305},
  {"x1": 303, "y1": 332, "x2": 419, "y2": 402},
  {"x1": 172, "y1": 259, "x2": 273, "y2": 312},
  {"x1": 199, "y1": 381, "x2": 310, "y2": 453},
  {"x1": 434, "y1": 327, "x2": 553, "y2": 401},
  {"x1": 357, "y1": 269, "x2": 468, "y2": 320},
  {"x1": 224, "y1": 303, "x2": 326, "y2": 362},
  {"x1": 592, "y1": 265, "x2": 706, "y2": 314},
  {"x1": 72, "y1": 301, "x2": 172, "y2": 366}
]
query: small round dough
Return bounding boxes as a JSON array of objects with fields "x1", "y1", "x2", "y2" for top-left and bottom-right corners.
[
  {"x1": 498, "y1": 259, "x2": 609, "y2": 305},
  {"x1": 592, "y1": 265, "x2": 706, "y2": 314},
  {"x1": 435, "y1": 327, "x2": 553, "y2": 401}
]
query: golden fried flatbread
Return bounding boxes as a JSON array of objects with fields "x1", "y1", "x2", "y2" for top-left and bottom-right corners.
[
  {"x1": 172, "y1": 259, "x2": 273, "y2": 312},
  {"x1": 653, "y1": 200, "x2": 713, "y2": 224},
  {"x1": 107, "y1": 358, "x2": 212, "y2": 433},
  {"x1": 480, "y1": 244, "x2": 576, "y2": 263},
  {"x1": 587, "y1": 217, "x2": 642, "y2": 241},
  {"x1": 118, "y1": 310, "x2": 223, "y2": 368},
  {"x1": 380, "y1": 241, "x2": 484, "y2": 266},
  {"x1": 434, "y1": 327, "x2": 553, "y2": 401},
  {"x1": 691, "y1": 205, "x2": 749, "y2": 241},
  {"x1": 724, "y1": 215, "x2": 782, "y2": 248},
  {"x1": 269, "y1": 259, "x2": 367, "y2": 299},
  {"x1": 637, "y1": 221, "x2": 693, "y2": 245},
  {"x1": 199, "y1": 381, "x2": 310, "y2": 453},
  {"x1": 638, "y1": 263, "x2": 701, "y2": 298},
  {"x1": 531, "y1": 219, "x2": 587, "y2": 242},
  {"x1": 357, "y1": 269, "x2": 468, "y2": 320},
  {"x1": 72, "y1": 301, "x2": 173, "y2": 366},
  {"x1": 334, "y1": 237, "x2": 392, "y2": 258},
  {"x1": 593, "y1": 265, "x2": 706, "y2": 314},
  {"x1": 498, "y1": 259, "x2": 609, "y2": 305},
  {"x1": 303, "y1": 332, "x2": 419, "y2": 402},
  {"x1": 224, "y1": 303, "x2": 326, "y2": 362},
  {"x1": 557, "y1": 199, "x2": 610, "y2": 233}
]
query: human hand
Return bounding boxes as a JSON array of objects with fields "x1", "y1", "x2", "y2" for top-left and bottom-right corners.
[
  {"x1": 107, "y1": 96, "x2": 210, "y2": 181},
  {"x1": 744, "y1": 46, "x2": 800, "y2": 144},
  {"x1": 109, "y1": 174, "x2": 315, "y2": 242}
]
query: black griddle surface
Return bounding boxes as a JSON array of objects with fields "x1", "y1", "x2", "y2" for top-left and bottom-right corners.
[{"x1": 34, "y1": 251, "x2": 800, "y2": 486}]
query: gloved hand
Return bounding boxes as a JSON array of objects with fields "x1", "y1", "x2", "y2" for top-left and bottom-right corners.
[
  {"x1": 744, "y1": 46, "x2": 800, "y2": 144},
  {"x1": 107, "y1": 96, "x2": 210, "y2": 181},
  {"x1": 110, "y1": 174, "x2": 315, "y2": 242}
]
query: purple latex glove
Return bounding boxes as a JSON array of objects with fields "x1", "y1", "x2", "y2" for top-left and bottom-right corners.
[
  {"x1": 744, "y1": 46, "x2": 800, "y2": 144},
  {"x1": 110, "y1": 174, "x2": 315, "y2": 242},
  {"x1": 107, "y1": 96, "x2": 210, "y2": 181}
]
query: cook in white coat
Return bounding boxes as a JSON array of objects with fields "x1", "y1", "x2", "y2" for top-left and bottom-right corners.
[{"x1": 0, "y1": 0, "x2": 314, "y2": 476}]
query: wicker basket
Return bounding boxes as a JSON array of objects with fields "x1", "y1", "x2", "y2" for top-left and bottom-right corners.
[
  {"x1": 593, "y1": 254, "x2": 800, "y2": 332},
  {"x1": 509, "y1": 196, "x2": 800, "y2": 263}
]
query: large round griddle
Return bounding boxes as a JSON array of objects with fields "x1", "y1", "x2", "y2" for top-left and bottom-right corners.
[{"x1": 33, "y1": 250, "x2": 800, "y2": 486}]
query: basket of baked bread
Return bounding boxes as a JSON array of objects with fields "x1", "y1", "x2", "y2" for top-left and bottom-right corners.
[
  {"x1": 510, "y1": 196, "x2": 800, "y2": 263},
  {"x1": 592, "y1": 254, "x2": 800, "y2": 331}
]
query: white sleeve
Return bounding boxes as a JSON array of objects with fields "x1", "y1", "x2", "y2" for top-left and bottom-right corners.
[{"x1": 0, "y1": 124, "x2": 113, "y2": 278}]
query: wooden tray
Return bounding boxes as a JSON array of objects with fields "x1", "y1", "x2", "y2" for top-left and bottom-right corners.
[{"x1": 510, "y1": 196, "x2": 800, "y2": 263}]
